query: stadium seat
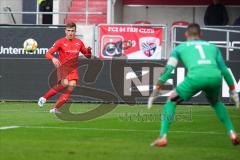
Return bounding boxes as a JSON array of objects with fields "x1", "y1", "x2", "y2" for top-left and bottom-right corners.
[
  {"x1": 134, "y1": 20, "x2": 151, "y2": 24},
  {"x1": 172, "y1": 21, "x2": 189, "y2": 27},
  {"x1": 69, "y1": 7, "x2": 107, "y2": 13},
  {"x1": 71, "y1": 1, "x2": 107, "y2": 6}
]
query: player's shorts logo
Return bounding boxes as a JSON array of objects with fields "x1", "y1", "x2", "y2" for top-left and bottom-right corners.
[{"x1": 140, "y1": 37, "x2": 159, "y2": 57}]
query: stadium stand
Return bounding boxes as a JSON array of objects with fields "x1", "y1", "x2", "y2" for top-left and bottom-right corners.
[{"x1": 64, "y1": 0, "x2": 107, "y2": 24}]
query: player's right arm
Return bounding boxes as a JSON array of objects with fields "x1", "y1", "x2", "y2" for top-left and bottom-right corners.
[
  {"x1": 148, "y1": 47, "x2": 179, "y2": 109},
  {"x1": 158, "y1": 48, "x2": 180, "y2": 87},
  {"x1": 45, "y1": 40, "x2": 61, "y2": 68}
]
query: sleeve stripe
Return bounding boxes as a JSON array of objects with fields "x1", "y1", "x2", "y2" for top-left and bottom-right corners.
[{"x1": 167, "y1": 57, "x2": 178, "y2": 67}]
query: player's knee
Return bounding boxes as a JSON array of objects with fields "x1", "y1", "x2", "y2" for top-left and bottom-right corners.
[
  {"x1": 209, "y1": 101, "x2": 218, "y2": 107},
  {"x1": 61, "y1": 79, "x2": 69, "y2": 87},
  {"x1": 68, "y1": 83, "x2": 76, "y2": 88},
  {"x1": 207, "y1": 98, "x2": 219, "y2": 106},
  {"x1": 61, "y1": 79, "x2": 68, "y2": 87},
  {"x1": 168, "y1": 92, "x2": 183, "y2": 104},
  {"x1": 211, "y1": 101, "x2": 223, "y2": 108},
  {"x1": 68, "y1": 81, "x2": 76, "y2": 90}
]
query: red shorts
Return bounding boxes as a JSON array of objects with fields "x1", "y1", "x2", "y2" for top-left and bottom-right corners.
[
  {"x1": 57, "y1": 59, "x2": 79, "y2": 82},
  {"x1": 57, "y1": 68, "x2": 79, "y2": 82}
]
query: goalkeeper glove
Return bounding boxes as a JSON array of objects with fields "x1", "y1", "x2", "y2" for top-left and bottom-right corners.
[
  {"x1": 148, "y1": 83, "x2": 161, "y2": 109},
  {"x1": 230, "y1": 90, "x2": 239, "y2": 108}
]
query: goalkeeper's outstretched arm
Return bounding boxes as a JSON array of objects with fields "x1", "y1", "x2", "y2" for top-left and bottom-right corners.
[
  {"x1": 147, "y1": 57, "x2": 178, "y2": 109},
  {"x1": 216, "y1": 48, "x2": 235, "y2": 90},
  {"x1": 216, "y1": 48, "x2": 239, "y2": 108},
  {"x1": 158, "y1": 57, "x2": 178, "y2": 85}
]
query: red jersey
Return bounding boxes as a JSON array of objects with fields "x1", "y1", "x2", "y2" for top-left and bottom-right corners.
[{"x1": 45, "y1": 37, "x2": 91, "y2": 63}]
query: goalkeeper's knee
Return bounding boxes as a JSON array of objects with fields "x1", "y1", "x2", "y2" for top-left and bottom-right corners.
[{"x1": 168, "y1": 92, "x2": 183, "y2": 104}]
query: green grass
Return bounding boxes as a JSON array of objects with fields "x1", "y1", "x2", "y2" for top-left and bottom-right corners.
[{"x1": 0, "y1": 102, "x2": 240, "y2": 160}]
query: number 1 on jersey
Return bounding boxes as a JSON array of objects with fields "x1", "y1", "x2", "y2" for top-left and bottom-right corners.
[{"x1": 195, "y1": 45, "x2": 206, "y2": 59}]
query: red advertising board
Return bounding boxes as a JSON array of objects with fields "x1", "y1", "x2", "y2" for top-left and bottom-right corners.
[{"x1": 99, "y1": 25, "x2": 163, "y2": 59}]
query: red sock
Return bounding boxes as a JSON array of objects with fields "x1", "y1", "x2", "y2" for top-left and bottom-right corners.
[
  {"x1": 54, "y1": 89, "x2": 73, "y2": 109},
  {"x1": 43, "y1": 84, "x2": 65, "y2": 100}
]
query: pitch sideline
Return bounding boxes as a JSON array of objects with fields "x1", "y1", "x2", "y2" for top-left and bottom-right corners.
[{"x1": 0, "y1": 125, "x2": 225, "y2": 135}]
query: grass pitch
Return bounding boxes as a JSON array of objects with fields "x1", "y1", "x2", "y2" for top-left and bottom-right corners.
[{"x1": 0, "y1": 102, "x2": 240, "y2": 160}]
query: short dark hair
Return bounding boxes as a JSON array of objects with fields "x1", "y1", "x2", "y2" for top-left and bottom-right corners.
[
  {"x1": 186, "y1": 23, "x2": 201, "y2": 36},
  {"x1": 66, "y1": 22, "x2": 76, "y2": 29}
]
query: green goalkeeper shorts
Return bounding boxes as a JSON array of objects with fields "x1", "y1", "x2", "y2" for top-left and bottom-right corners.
[{"x1": 175, "y1": 76, "x2": 222, "y2": 102}]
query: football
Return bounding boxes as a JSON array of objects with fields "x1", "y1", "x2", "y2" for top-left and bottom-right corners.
[{"x1": 23, "y1": 38, "x2": 38, "y2": 52}]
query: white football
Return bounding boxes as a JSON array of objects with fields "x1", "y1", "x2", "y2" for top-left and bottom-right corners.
[{"x1": 23, "y1": 38, "x2": 38, "y2": 52}]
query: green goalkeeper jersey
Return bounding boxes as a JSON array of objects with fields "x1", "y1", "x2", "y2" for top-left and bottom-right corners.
[{"x1": 159, "y1": 39, "x2": 234, "y2": 87}]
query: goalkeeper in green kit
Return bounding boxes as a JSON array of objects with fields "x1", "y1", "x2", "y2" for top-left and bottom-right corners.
[{"x1": 148, "y1": 23, "x2": 240, "y2": 147}]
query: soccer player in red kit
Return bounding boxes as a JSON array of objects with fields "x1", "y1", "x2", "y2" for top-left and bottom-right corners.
[{"x1": 38, "y1": 22, "x2": 92, "y2": 113}]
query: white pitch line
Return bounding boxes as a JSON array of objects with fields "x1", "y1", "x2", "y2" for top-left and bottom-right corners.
[
  {"x1": 0, "y1": 110, "x2": 49, "y2": 113},
  {"x1": 0, "y1": 109, "x2": 239, "y2": 118},
  {"x1": 16, "y1": 125, "x2": 225, "y2": 135},
  {"x1": 0, "y1": 126, "x2": 20, "y2": 130},
  {"x1": 0, "y1": 125, "x2": 225, "y2": 135}
]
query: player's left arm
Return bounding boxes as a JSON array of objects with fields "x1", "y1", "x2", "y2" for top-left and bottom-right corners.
[
  {"x1": 216, "y1": 48, "x2": 235, "y2": 90},
  {"x1": 79, "y1": 41, "x2": 92, "y2": 59},
  {"x1": 216, "y1": 48, "x2": 239, "y2": 108},
  {"x1": 45, "y1": 40, "x2": 60, "y2": 60}
]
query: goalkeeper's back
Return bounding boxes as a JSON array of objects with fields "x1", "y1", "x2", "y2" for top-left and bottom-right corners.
[
  {"x1": 159, "y1": 23, "x2": 234, "y2": 90},
  {"x1": 172, "y1": 39, "x2": 224, "y2": 79}
]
